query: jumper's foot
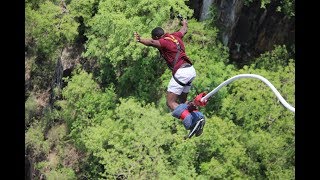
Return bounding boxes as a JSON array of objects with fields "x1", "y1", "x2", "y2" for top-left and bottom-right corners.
[{"x1": 185, "y1": 118, "x2": 205, "y2": 139}]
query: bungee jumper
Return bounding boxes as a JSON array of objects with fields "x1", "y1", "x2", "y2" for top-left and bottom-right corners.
[
  {"x1": 134, "y1": 15, "x2": 206, "y2": 138},
  {"x1": 134, "y1": 15, "x2": 295, "y2": 139}
]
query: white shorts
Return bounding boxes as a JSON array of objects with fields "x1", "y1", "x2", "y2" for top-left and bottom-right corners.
[{"x1": 167, "y1": 66, "x2": 196, "y2": 95}]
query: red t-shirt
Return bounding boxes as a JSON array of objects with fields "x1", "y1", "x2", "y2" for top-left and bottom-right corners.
[{"x1": 158, "y1": 32, "x2": 192, "y2": 75}]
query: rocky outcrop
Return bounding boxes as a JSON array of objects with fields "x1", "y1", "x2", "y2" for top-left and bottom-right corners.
[
  {"x1": 25, "y1": 155, "x2": 33, "y2": 180},
  {"x1": 214, "y1": 0, "x2": 245, "y2": 47},
  {"x1": 228, "y1": 0, "x2": 295, "y2": 64},
  {"x1": 186, "y1": 0, "x2": 203, "y2": 20},
  {"x1": 188, "y1": 0, "x2": 295, "y2": 65},
  {"x1": 49, "y1": 45, "x2": 85, "y2": 104},
  {"x1": 200, "y1": 0, "x2": 216, "y2": 21}
]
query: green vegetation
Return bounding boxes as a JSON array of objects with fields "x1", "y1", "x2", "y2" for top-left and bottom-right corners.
[
  {"x1": 244, "y1": 0, "x2": 295, "y2": 17},
  {"x1": 25, "y1": 0, "x2": 295, "y2": 179}
]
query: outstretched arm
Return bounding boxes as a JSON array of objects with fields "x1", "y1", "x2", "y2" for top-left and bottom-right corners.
[
  {"x1": 179, "y1": 19, "x2": 188, "y2": 36},
  {"x1": 134, "y1": 32, "x2": 161, "y2": 48}
]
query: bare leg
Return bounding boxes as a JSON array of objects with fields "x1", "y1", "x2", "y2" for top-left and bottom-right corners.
[
  {"x1": 166, "y1": 92, "x2": 179, "y2": 111},
  {"x1": 178, "y1": 92, "x2": 188, "y2": 104}
]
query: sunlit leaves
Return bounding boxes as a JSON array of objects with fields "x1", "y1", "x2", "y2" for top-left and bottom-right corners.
[
  {"x1": 25, "y1": 1, "x2": 79, "y2": 58},
  {"x1": 80, "y1": 98, "x2": 175, "y2": 179},
  {"x1": 59, "y1": 68, "x2": 116, "y2": 142},
  {"x1": 69, "y1": 0, "x2": 98, "y2": 24}
]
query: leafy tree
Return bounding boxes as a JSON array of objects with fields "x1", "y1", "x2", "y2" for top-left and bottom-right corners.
[
  {"x1": 44, "y1": 167, "x2": 76, "y2": 180},
  {"x1": 25, "y1": 0, "x2": 79, "y2": 58},
  {"x1": 25, "y1": 0, "x2": 79, "y2": 94},
  {"x1": 195, "y1": 117, "x2": 257, "y2": 179},
  {"x1": 243, "y1": 130, "x2": 294, "y2": 178},
  {"x1": 33, "y1": 123, "x2": 79, "y2": 180},
  {"x1": 25, "y1": 122, "x2": 50, "y2": 161},
  {"x1": 253, "y1": 45, "x2": 294, "y2": 71},
  {"x1": 56, "y1": 67, "x2": 117, "y2": 146},
  {"x1": 25, "y1": 92, "x2": 38, "y2": 127},
  {"x1": 219, "y1": 56, "x2": 294, "y2": 131},
  {"x1": 25, "y1": 0, "x2": 49, "y2": 9},
  {"x1": 79, "y1": 98, "x2": 176, "y2": 179},
  {"x1": 69, "y1": 0, "x2": 100, "y2": 25},
  {"x1": 217, "y1": 47, "x2": 295, "y2": 178}
]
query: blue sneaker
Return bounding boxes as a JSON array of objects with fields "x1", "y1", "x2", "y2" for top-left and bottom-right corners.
[
  {"x1": 186, "y1": 118, "x2": 205, "y2": 138},
  {"x1": 195, "y1": 118, "x2": 205, "y2": 137}
]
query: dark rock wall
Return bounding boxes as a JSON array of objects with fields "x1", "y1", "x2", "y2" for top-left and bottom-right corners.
[{"x1": 188, "y1": 0, "x2": 295, "y2": 64}]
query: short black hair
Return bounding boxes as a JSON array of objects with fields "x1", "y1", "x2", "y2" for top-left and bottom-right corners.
[{"x1": 151, "y1": 27, "x2": 164, "y2": 38}]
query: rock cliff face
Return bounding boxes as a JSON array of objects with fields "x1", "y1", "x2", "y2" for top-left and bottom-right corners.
[
  {"x1": 200, "y1": 0, "x2": 216, "y2": 21},
  {"x1": 49, "y1": 45, "x2": 85, "y2": 104},
  {"x1": 214, "y1": 0, "x2": 245, "y2": 48},
  {"x1": 25, "y1": 155, "x2": 32, "y2": 180},
  {"x1": 188, "y1": 0, "x2": 295, "y2": 65},
  {"x1": 227, "y1": 0, "x2": 295, "y2": 65}
]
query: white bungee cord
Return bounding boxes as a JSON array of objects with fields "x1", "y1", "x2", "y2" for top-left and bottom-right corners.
[{"x1": 200, "y1": 74, "x2": 295, "y2": 113}]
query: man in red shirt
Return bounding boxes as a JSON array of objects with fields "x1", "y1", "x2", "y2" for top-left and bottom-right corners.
[{"x1": 134, "y1": 18, "x2": 205, "y2": 138}]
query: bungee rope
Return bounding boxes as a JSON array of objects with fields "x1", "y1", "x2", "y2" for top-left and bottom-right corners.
[{"x1": 194, "y1": 74, "x2": 295, "y2": 113}]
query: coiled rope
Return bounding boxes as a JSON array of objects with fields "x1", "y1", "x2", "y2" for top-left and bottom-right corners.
[{"x1": 200, "y1": 74, "x2": 295, "y2": 113}]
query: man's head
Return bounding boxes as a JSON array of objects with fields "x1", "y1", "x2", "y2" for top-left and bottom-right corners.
[{"x1": 151, "y1": 27, "x2": 164, "y2": 40}]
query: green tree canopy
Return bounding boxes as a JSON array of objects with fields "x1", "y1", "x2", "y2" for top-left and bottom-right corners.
[
  {"x1": 26, "y1": 1, "x2": 79, "y2": 58},
  {"x1": 25, "y1": 0, "x2": 295, "y2": 179}
]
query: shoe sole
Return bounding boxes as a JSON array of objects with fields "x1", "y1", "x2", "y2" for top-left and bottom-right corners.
[
  {"x1": 186, "y1": 119, "x2": 205, "y2": 139},
  {"x1": 195, "y1": 119, "x2": 205, "y2": 137}
]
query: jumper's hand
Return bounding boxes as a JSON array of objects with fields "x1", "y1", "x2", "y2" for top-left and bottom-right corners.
[
  {"x1": 187, "y1": 101, "x2": 198, "y2": 112},
  {"x1": 177, "y1": 14, "x2": 183, "y2": 21},
  {"x1": 182, "y1": 19, "x2": 187, "y2": 26},
  {"x1": 134, "y1": 32, "x2": 141, "y2": 42}
]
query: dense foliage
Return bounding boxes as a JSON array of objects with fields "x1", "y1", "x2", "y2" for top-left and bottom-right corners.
[{"x1": 25, "y1": 0, "x2": 295, "y2": 179}]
